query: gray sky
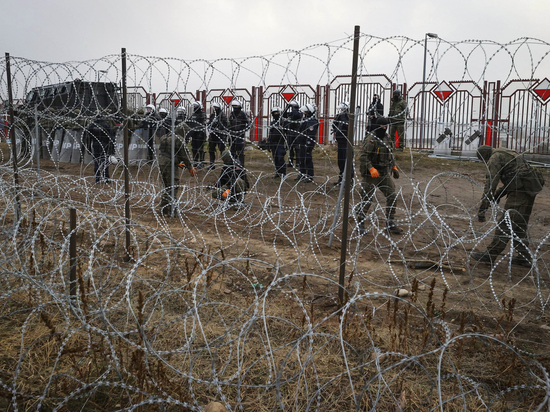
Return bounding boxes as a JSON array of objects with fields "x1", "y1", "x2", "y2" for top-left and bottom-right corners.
[{"x1": 3, "y1": 0, "x2": 550, "y2": 62}]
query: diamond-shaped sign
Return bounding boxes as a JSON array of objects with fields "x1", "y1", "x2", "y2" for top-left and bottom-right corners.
[
  {"x1": 281, "y1": 85, "x2": 297, "y2": 102},
  {"x1": 532, "y1": 78, "x2": 550, "y2": 102},
  {"x1": 221, "y1": 89, "x2": 235, "y2": 105},
  {"x1": 432, "y1": 81, "x2": 454, "y2": 102}
]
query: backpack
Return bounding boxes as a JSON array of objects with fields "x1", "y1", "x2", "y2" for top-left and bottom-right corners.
[{"x1": 517, "y1": 155, "x2": 545, "y2": 196}]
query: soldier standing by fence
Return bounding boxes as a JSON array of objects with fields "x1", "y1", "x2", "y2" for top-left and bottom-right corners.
[
  {"x1": 157, "y1": 111, "x2": 196, "y2": 216},
  {"x1": 207, "y1": 102, "x2": 229, "y2": 170},
  {"x1": 228, "y1": 100, "x2": 250, "y2": 168},
  {"x1": 388, "y1": 90, "x2": 408, "y2": 151},
  {"x1": 87, "y1": 113, "x2": 115, "y2": 184},
  {"x1": 332, "y1": 102, "x2": 350, "y2": 186}
]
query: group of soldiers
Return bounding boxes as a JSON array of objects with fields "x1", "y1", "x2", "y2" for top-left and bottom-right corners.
[
  {"x1": 266, "y1": 101, "x2": 319, "y2": 182},
  {"x1": 85, "y1": 95, "x2": 544, "y2": 268}
]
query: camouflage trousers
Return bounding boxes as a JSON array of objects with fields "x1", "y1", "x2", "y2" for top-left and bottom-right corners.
[
  {"x1": 355, "y1": 172, "x2": 397, "y2": 223},
  {"x1": 159, "y1": 163, "x2": 180, "y2": 215},
  {"x1": 485, "y1": 190, "x2": 535, "y2": 259}
]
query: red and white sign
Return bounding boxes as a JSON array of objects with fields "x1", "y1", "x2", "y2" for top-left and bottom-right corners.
[
  {"x1": 281, "y1": 85, "x2": 296, "y2": 102},
  {"x1": 432, "y1": 81, "x2": 454, "y2": 102},
  {"x1": 532, "y1": 78, "x2": 550, "y2": 102},
  {"x1": 221, "y1": 89, "x2": 235, "y2": 105}
]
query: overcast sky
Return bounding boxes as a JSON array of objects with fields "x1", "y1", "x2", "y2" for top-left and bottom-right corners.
[{"x1": 3, "y1": 0, "x2": 549, "y2": 62}]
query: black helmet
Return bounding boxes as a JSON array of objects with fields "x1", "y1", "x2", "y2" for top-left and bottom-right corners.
[
  {"x1": 393, "y1": 90, "x2": 402, "y2": 97},
  {"x1": 376, "y1": 117, "x2": 389, "y2": 126}
]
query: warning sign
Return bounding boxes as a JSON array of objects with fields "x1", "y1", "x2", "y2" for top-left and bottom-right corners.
[
  {"x1": 432, "y1": 81, "x2": 454, "y2": 102},
  {"x1": 533, "y1": 78, "x2": 550, "y2": 102},
  {"x1": 281, "y1": 85, "x2": 297, "y2": 102},
  {"x1": 221, "y1": 89, "x2": 235, "y2": 105}
]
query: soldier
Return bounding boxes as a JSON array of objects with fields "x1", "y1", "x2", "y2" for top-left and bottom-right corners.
[
  {"x1": 388, "y1": 90, "x2": 408, "y2": 151},
  {"x1": 211, "y1": 150, "x2": 250, "y2": 205},
  {"x1": 367, "y1": 94, "x2": 384, "y2": 132},
  {"x1": 187, "y1": 101, "x2": 207, "y2": 169},
  {"x1": 282, "y1": 100, "x2": 302, "y2": 169},
  {"x1": 296, "y1": 104, "x2": 318, "y2": 183},
  {"x1": 157, "y1": 111, "x2": 196, "y2": 216},
  {"x1": 356, "y1": 117, "x2": 403, "y2": 235},
  {"x1": 87, "y1": 113, "x2": 115, "y2": 184},
  {"x1": 207, "y1": 102, "x2": 229, "y2": 170},
  {"x1": 267, "y1": 107, "x2": 287, "y2": 178},
  {"x1": 471, "y1": 145, "x2": 544, "y2": 267},
  {"x1": 141, "y1": 104, "x2": 160, "y2": 162},
  {"x1": 332, "y1": 102, "x2": 350, "y2": 186},
  {"x1": 228, "y1": 100, "x2": 250, "y2": 168}
]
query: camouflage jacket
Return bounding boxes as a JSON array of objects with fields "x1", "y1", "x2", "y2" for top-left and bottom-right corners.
[
  {"x1": 388, "y1": 98, "x2": 408, "y2": 123},
  {"x1": 359, "y1": 132, "x2": 396, "y2": 177},
  {"x1": 157, "y1": 133, "x2": 192, "y2": 170},
  {"x1": 480, "y1": 147, "x2": 529, "y2": 210}
]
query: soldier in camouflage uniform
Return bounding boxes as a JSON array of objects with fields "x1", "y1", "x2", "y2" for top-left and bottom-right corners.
[
  {"x1": 356, "y1": 117, "x2": 403, "y2": 235},
  {"x1": 157, "y1": 116, "x2": 196, "y2": 216},
  {"x1": 388, "y1": 90, "x2": 408, "y2": 151},
  {"x1": 211, "y1": 150, "x2": 249, "y2": 205},
  {"x1": 471, "y1": 145, "x2": 543, "y2": 267}
]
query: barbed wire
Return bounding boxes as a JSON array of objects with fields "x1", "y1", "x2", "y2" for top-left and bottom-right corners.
[{"x1": 1, "y1": 34, "x2": 550, "y2": 411}]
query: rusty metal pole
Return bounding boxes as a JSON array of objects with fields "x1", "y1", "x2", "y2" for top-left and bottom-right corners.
[
  {"x1": 69, "y1": 208, "x2": 77, "y2": 298},
  {"x1": 121, "y1": 48, "x2": 131, "y2": 259},
  {"x1": 338, "y1": 26, "x2": 360, "y2": 307},
  {"x1": 5, "y1": 53, "x2": 21, "y2": 223}
]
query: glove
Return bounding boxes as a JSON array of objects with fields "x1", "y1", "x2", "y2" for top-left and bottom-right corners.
[
  {"x1": 369, "y1": 167, "x2": 380, "y2": 178},
  {"x1": 222, "y1": 189, "x2": 231, "y2": 199},
  {"x1": 188, "y1": 167, "x2": 197, "y2": 177},
  {"x1": 392, "y1": 166, "x2": 400, "y2": 179},
  {"x1": 178, "y1": 162, "x2": 185, "y2": 169},
  {"x1": 477, "y1": 209, "x2": 486, "y2": 222}
]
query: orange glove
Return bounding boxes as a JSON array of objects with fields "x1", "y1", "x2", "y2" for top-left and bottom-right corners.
[
  {"x1": 188, "y1": 167, "x2": 197, "y2": 177},
  {"x1": 392, "y1": 166, "x2": 400, "y2": 179},
  {"x1": 222, "y1": 189, "x2": 231, "y2": 198},
  {"x1": 369, "y1": 167, "x2": 380, "y2": 178},
  {"x1": 178, "y1": 162, "x2": 185, "y2": 169}
]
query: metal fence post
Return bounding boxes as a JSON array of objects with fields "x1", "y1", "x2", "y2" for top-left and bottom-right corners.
[{"x1": 5, "y1": 52, "x2": 21, "y2": 223}]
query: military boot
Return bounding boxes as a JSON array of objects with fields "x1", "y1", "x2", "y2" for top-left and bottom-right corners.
[
  {"x1": 471, "y1": 251, "x2": 493, "y2": 264},
  {"x1": 386, "y1": 220, "x2": 403, "y2": 235},
  {"x1": 357, "y1": 222, "x2": 367, "y2": 235}
]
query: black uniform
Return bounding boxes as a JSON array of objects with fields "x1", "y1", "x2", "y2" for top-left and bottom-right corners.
[
  {"x1": 367, "y1": 96, "x2": 384, "y2": 132},
  {"x1": 282, "y1": 104, "x2": 303, "y2": 167},
  {"x1": 268, "y1": 112, "x2": 287, "y2": 177},
  {"x1": 87, "y1": 117, "x2": 115, "y2": 183},
  {"x1": 228, "y1": 106, "x2": 249, "y2": 167},
  {"x1": 297, "y1": 112, "x2": 319, "y2": 181},
  {"x1": 141, "y1": 109, "x2": 160, "y2": 161},
  {"x1": 207, "y1": 107, "x2": 229, "y2": 167},
  {"x1": 332, "y1": 110, "x2": 350, "y2": 184},
  {"x1": 186, "y1": 106, "x2": 206, "y2": 167}
]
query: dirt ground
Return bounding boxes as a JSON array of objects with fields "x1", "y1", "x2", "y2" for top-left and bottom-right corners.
[{"x1": 2, "y1": 143, "x2": 550, "y2": 410}]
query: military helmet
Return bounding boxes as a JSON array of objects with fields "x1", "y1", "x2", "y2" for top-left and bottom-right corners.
[
  {"x1": 476, "y1": 145, "x2": 493, "y2": 162},
  {"x1": 300, "y1": 103, "x2": 316, "y2": 114},
  {"x1": 221, "y1": 150, "x2": 234, "y2": 165},
  {"x1": 337, "y1": 102, "x2": 349, "y2": 111}
]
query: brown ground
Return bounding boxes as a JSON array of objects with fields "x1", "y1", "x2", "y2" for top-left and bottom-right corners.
[{"x1": 1, "y1": 143, "x2": 550, "y2": 410}]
